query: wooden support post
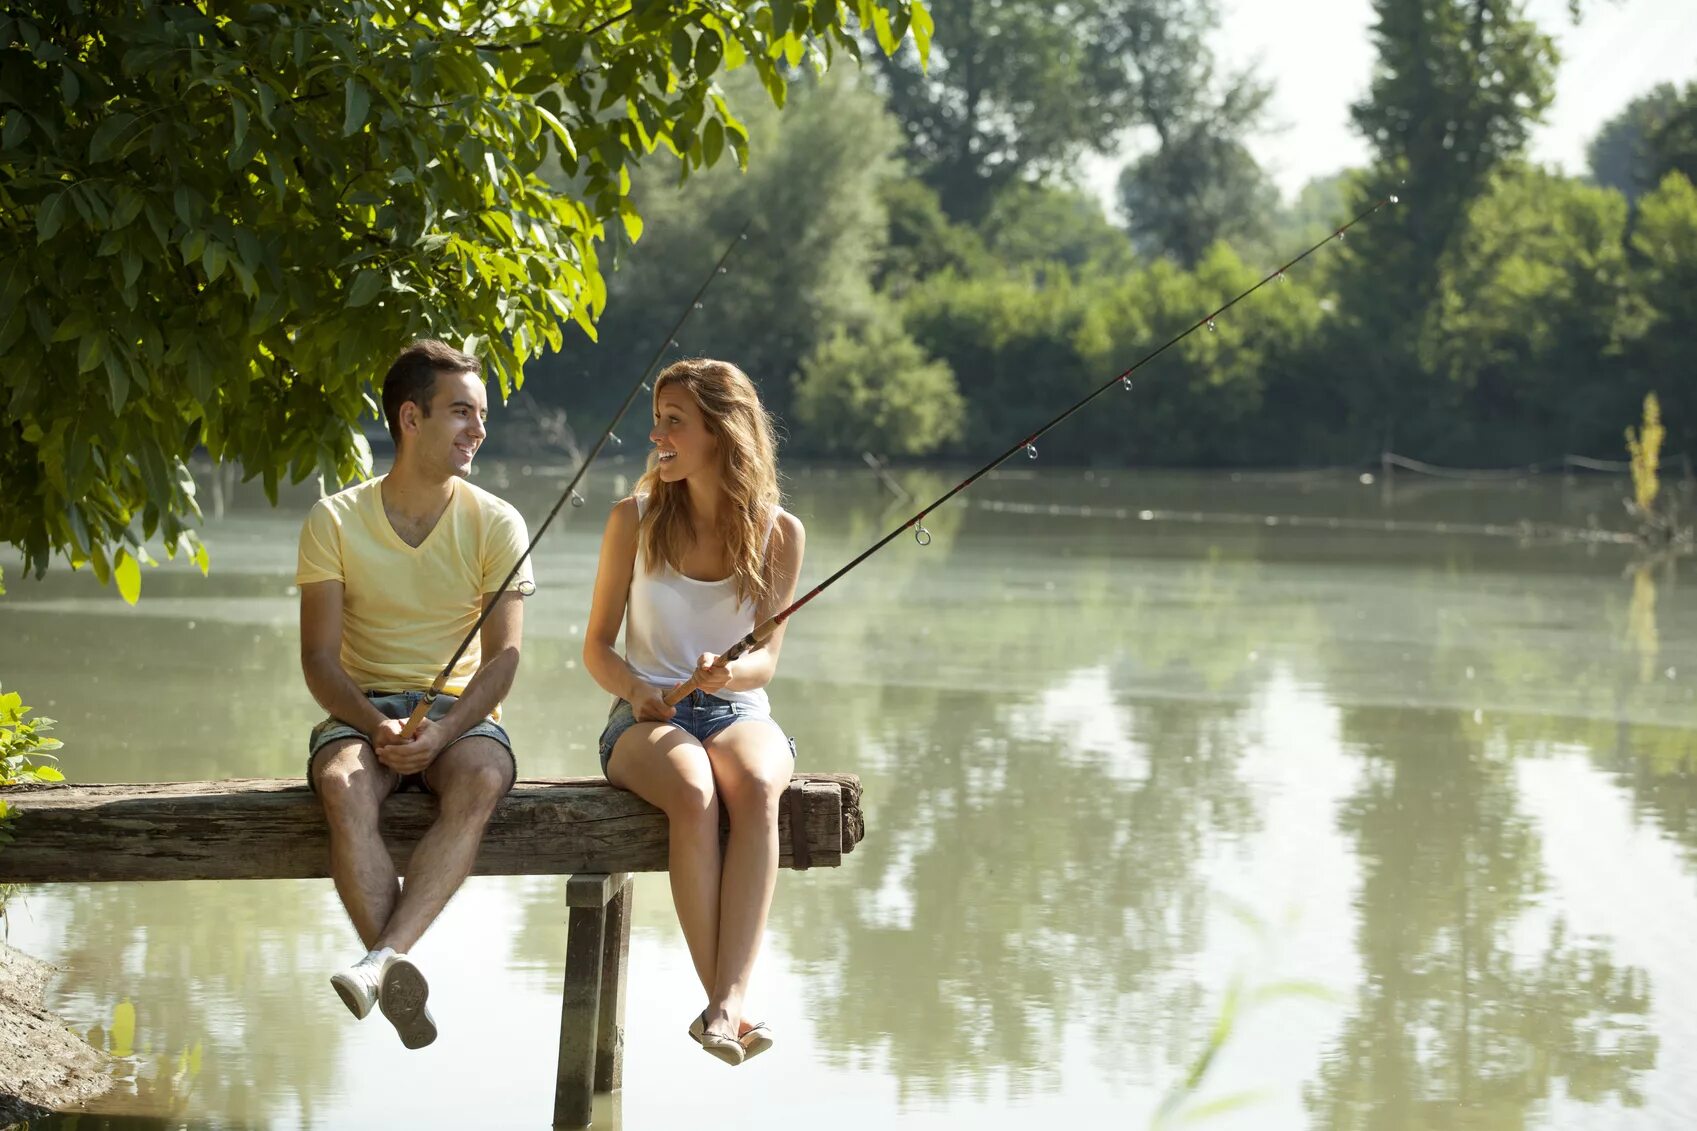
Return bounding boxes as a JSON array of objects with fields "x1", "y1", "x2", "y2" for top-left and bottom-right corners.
[
  {"x1": 594, "y1": 874, "x2": 633, "y2": 1094},
  {"x1": 555, "y1": 873, "x2": 616, "y2": 1128}
]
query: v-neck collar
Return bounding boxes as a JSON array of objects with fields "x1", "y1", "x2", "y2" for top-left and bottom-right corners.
[{"x1": 375, "y1": 475, "x2": 456, "y2": 552}]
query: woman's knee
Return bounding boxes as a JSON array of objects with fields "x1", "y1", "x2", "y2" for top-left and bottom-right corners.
[
  {"x1": 665, "y1": 773, "x2": 720, "y2": 825},
  {"x1": 718, "y1": 765, "x2": 786, "y2": 821}
]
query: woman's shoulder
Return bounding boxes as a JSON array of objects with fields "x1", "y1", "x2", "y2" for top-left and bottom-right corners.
[
  {"x1": 609, "y1": 495, "x2": 642, "y2": 527},
  {"x1": 769, "y1": 506, "x2": 804, "y2": 547}
]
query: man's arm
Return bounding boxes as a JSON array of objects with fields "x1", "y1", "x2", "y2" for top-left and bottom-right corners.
[
  {"x1": 300, "y1": 579, "x2": 389, "y2": 736},
  {"x1": 434, "y1": 589, "x2": 524, "y2": 741}
]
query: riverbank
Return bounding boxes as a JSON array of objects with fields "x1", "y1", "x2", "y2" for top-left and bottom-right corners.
[{"x1": 0, "y1": 942, "x2": 111, "y2": 1125}]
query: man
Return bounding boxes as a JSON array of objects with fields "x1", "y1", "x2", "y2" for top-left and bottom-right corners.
[{"x1": 297, "y1": 339, "x2": 532, "y2": 1049}]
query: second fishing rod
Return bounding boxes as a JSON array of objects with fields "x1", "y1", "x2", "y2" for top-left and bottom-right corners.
[{"x1": 663, "y1": 194, "x2": 1399, "y2": 704}]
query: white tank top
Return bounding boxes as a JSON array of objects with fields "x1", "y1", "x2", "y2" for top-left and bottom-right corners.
[{"x1": 623, "y1": 494, "x2": 781, "y2": 709}]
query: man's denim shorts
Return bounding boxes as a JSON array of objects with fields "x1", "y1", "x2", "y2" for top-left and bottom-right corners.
[
  {"x1": 598, "y1": 689, "x2": 796, "y2": 776},
  {"x1": 307, "y1": 690, "x2": 515, "y2": 795}
]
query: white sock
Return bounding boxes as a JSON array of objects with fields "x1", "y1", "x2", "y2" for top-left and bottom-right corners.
[{"x1": 365, "y1": 946, "x2": 397, "y2": 966}]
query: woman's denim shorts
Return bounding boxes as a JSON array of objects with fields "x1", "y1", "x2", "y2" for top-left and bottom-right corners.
[{"x1": 598, "y1": 689, "x2": 796, "y2": 776}]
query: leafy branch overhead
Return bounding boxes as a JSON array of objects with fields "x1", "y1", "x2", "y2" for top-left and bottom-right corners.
[{"x1": 0, "y1": 0, "x2": 932, "y2": 599}]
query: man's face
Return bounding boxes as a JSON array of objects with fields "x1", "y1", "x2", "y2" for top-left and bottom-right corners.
[{"x1": 403, "y1": 369, "x2": 488, "y2": 478}]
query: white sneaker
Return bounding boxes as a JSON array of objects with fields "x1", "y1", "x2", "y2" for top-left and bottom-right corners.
[
  {"x1": 379, "y1": 954, "x2": 438, "y2": 1050},
  {"x1": 329, "y1": 950, "x2": 393, "y2": 1021}
]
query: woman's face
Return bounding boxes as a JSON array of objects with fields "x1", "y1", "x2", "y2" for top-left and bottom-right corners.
[{"x1": 649, "y1": 385, "x2": 719, "y2": 484}]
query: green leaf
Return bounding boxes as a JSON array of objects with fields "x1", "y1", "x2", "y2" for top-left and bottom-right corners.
[
  {"x1": 203, "y1": 242, "x2": 227, "y2": 282},
  {"x1": 88, "y1": 112, "x2": 138, "y2": 162},
  {"x1": 342, "y1": 78, "x2": 371, "y2": 136},
  {"x1": 618, "y1": 199, "x2": 643, "y2": 243},
  {"x1": 345, "y1": 268, "x2": 384, "y2": 308},
  {"x1": 231, "y1": 99, "x2": 248, "y2": 148},
  {"x1": 694, "y1": 30, "x2": 724, "y2": 77},
  {"x1": 77, "y1": 331, "x2": 106, "y2": 374},
  {"x1": 703, "y1": 117, "x2": 724, "y2": 166},
  {"x1": 113, "y1": 549, "x2": 141, "y2": 605},
  {"x1": 37, "y1": 190, "x2": 68, "y2": 242}
]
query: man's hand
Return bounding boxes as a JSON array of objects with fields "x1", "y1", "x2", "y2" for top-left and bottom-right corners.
[{"x1": 374, "y1": 716, "x2": 448, "y2": 775}]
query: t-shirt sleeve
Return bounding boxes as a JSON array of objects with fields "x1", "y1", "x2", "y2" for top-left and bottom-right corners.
[
  {"x1": 296, "y1": 502, "x2": 344, "y2": 585},
  {"x1": 482, "y1": 501, "x2": 534, "y2": 595}
]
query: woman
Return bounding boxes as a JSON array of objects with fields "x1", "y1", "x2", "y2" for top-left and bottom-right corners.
[{"x1": 583, "y1": 358, "x2": 806, "y2": 1066}]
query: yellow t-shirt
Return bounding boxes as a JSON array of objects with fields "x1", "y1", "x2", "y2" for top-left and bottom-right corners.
[{"x1": 296, "y1": 476, "x2": 533, "y2": 701}]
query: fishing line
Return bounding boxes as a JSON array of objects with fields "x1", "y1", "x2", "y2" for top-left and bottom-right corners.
[
  {"x1": 399, "y1": 222, "x2": 752, "y2": 736},
  {"x1": 663, "y1": 196, "x2": 1399, "y2": 703}
]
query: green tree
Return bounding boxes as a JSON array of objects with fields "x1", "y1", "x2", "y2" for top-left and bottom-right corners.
[
  {"x1": 1422, "y1": 165, "x2": 1636, "y2": 461},
  {"x1": 534, "y1": 68, "x2": 908, "y2": 431},
  {"x1": 1588, "y1": 82, "x2": 1687, "y2": 205},
  {"x1": 867, "y1": 0, "x2": 1232, "y2": 220},
  {"x1": 792, "y1": 299, "x2": 962, "y2": 456},
  {"x1": 1624, "y1": 172, "x2": 1697, "y2": 453},
  {"x1": 1112, "y1": 0, "x2": 1275, "y2": 267},
  {"x1": 1324, "y1": 0, "x2": 1559, "y2": 454},
  {"x1": 0, "y1": 0, "x2": 930, "y2": 598}
]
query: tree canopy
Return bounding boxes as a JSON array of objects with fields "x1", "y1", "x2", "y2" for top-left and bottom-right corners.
[{"x1": 0, "y1": 0, "x2": 931, "y2": 599}]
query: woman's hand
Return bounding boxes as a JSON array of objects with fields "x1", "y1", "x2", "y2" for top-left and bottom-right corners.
[
  {"x1": 691, "y1": 652, "x2": 733, "y2": 695},
  {"x1": 629, "y1": 681, "x2": 676, "y2": 722}
]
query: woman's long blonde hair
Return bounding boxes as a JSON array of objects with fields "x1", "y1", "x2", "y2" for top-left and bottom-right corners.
[{"x1": 635, "y1": 359, "x2": 781, "y2": 605}]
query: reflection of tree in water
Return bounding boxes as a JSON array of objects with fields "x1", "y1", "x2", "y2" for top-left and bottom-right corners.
[
  {"x1": 1306, "y1": 706, "x2": 1657, "y2": 1128},
  {"x1": 764, "y1": 667, "x2": 1260, "y2": 1101},
  {"x1": 43, "y1": 880, "x2": 352, "y2": 1126}
]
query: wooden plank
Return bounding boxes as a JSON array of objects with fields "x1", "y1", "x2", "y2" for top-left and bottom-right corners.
[
  {"x1": 594, "y1": 874, "x2": 632, "y2": 1094},
  {"x1": 554, "y1": 893, "x2": 606, "y2": 1128},
  {"x1": 565, "y1": 873, "x2": 614, "y2": 909},
  {"x1": 0, "y1": 774, "x2": 864, "y2": 883}
]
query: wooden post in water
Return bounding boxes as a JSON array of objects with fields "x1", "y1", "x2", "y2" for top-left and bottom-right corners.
[{"x1": 555, "y1": 872, "x2": 631, "y2": 1128}]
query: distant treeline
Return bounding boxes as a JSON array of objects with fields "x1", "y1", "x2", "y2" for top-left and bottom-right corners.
[{"x1": 526, "y1": 0, "x2": 1697, "y2": 469}]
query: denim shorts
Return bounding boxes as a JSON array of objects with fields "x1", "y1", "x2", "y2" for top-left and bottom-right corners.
[
  {"x1": 598, "y1": 690, "x2": 796, "y2": 776},
  {"x1": 307, "y1": 690, "x2": 515, "y2": 795}
]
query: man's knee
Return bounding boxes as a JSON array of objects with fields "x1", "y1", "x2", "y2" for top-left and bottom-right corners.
[
  {"x1": 314, "y1": 743, "x2": 386, "y2": 822},
  {"x1": 433, "y1": 739, "x2": 514, "y2": 814}
]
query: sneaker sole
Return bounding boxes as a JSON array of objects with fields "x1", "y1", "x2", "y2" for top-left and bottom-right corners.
[
  {"x1": 379, "y1": 958, "x2": 438, "y2": 1049},
  {"x1": 329, "y1": 973, "x2": 374, "y2": 1020}
]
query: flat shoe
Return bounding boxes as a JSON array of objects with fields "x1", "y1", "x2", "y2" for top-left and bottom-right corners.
[
  {"x1": 688, "y1": 1011, "x2": 745, "y2": 1066},
  {"x1": 740, "y1": 1022, "x2": 774, "y2": 1061}
]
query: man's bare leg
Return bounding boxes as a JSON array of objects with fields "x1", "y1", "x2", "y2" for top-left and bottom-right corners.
[
  {"x1": 374, "y1": 735, "x2": 513, "y2": 953},
  {"x1": 314, "y1": 738, "x2": 402, "y2": 947}
]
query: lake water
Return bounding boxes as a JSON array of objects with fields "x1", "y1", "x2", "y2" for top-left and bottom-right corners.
[{"x1": 4, "y1": 462, "x2": 1694, "y2": 1130}]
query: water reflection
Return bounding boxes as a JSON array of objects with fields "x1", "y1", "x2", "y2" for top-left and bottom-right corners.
[{"x1": 4, "y1": 468, "x2": 1697, "y2": 1127}]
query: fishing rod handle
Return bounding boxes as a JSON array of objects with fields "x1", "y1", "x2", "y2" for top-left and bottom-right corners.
[
  {"x1": 662, "y1": 636, "x2": 754, "y2": 706},
  {"x1": 659, "y1": 619, "x2": 780, "y2": 705},
  {"x1": 399, "y1": 690, "x2": 437, "y2": 740}
]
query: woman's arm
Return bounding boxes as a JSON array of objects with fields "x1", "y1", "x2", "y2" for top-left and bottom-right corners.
[{"x1": 584, "y1": 498, "x2": 676, "y2": 720}]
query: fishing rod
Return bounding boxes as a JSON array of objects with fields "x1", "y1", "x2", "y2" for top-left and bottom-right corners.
[
  {"x1": 400, "y1": 222, "x2": 751, "y2": 737},
  {"x1": 663, "y1": 194, "x2": 1399, "y2": 704}
]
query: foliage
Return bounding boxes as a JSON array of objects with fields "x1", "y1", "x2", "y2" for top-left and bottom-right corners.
[
  {"x1": 0, "y1": 684, "x2": 63, "y2": 790},
  {"x1": 1420, "y1": 165, "x2": 1636, "y2": 460},
  {"x1": 793, "y1": 300, "x2": 962, "y2": 455},
  {"x1": 532, "y1": 68, "x2": 908, "y2": 430},
  {"x1": 978, "y1": 182, "x2": 1136, "y2": 278},
  {"x1": 1588, "y1": 81, "x2": 1697, "y2": 202},
  {"x1": 867, "y1": 0, "x2": 1237, "y2": 220},
  {"x1": 1625, "y1": 172, "x2": 1697, "y2": 453},
  {"x1": 1112, "y1": 0, "x2": 1275, "y2": 268},
  {"x1": 1321, "y1": 0, "x2": 1559, "y2": 454},
  {"x1": 1626, "y1": 393, "x2": 1662, "y2": 515},
  {"x1": 0, "y1": 684, "x2": 66, "y2": 883},
  {"x1": 0, "y1": 0, "x2": 930, "y2": 598}
]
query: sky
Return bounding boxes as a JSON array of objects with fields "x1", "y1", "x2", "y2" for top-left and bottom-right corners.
[{"x1": 1085, "y1": 0, "x2": 1697, "y2": 207}]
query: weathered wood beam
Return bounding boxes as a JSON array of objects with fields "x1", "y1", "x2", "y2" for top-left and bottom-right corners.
[{"x1": 0, "y1": 774, "x2": 864, "y2": 883}]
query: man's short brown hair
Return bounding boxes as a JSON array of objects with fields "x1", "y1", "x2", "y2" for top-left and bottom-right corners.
[{"x1": 381, "y1": 340, "x2": 482, "y2": 446}]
